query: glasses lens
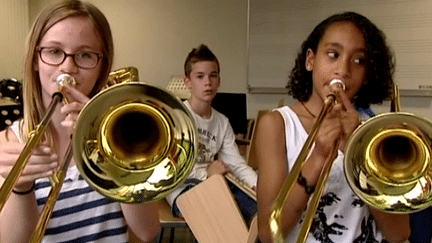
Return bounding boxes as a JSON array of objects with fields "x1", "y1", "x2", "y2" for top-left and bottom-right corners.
[
  {"x1": 40, "y1": 48, "x2": 64, "y2": 65},
  {"x1": 74, "y1": 52, "x2": 99, "y2": 69}
]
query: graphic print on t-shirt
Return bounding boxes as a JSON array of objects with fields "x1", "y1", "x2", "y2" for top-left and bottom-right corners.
[
  {"x1": 196, "y1": 128, "x2": 217, "y2": 164},
  {"x1": 306, "y1": 192, "x2": 382, "y2": 243},
  {"x1": 309, "y1": 192, "x2": 348, "y2": 242}
]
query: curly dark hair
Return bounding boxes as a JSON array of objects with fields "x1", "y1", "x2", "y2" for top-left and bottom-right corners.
[{"x1": 287, "y1": 12, "x2": 395, "y2": 108}]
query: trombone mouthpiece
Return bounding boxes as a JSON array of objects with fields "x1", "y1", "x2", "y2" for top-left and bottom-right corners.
[
  {"x1": 56, "y1": 74, "x2": 76, "y2": 87},
  {"x1": 330, "y1": 79, "x2": 345, "y2": 92}
]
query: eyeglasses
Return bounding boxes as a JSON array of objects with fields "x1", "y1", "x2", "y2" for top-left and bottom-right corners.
[{"x1": 37, "y1": 47, "x2": 103, "y2": 69}]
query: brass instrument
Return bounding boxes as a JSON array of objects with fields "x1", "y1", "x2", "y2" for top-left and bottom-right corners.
[
  {"x1": 269, "y1": 80, "x2": 342, "y2": 243},
  {"x1": 344, "y1": 85, "x2": 432, "y2": 213},
  {"x1": 0, "y1": 74, "x2": 75, "y2": 213},
  {"x1": 105, "y1": 66, "x2": 139, "y2": 87},
  {"x1": 72, "y1": 80, "x2": 197, "y2": 203},
  {"x1": 269, "y1": 82, "x2": 432, "y2": 242},
  {"x1": 0, "y1": 67, "x2": 197, "y2": 242}
]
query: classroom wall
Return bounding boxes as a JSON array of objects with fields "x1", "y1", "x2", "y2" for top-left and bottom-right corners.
[
  {"x1": 247, "y1": 0, "x2": 432, "y2": 121},
  {"x1": 0, "y1": 1, "x2": 28, "y2": 80},
  {"x1": 2, "y1": 0, "x2": 432, "y2": 121},
  {"x1": 28, "y1": 0, "x2": 249, "y2": 93}
]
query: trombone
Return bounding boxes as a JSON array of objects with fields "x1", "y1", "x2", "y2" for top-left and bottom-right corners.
[
  {"x1": 0, "y1": 67, "x2": 197, "y2": 243},
  {"x1": 0, "y1": 74, "x2": 76, "y2": 213},
  {"x1": 269, "y1": 81, "x2": 432, "y2": 242}
]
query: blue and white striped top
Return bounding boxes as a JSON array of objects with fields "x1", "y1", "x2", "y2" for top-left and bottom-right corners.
[
  {"x1": 35, "y1": 166, "x2": 128, "y2": 243},
  {"x1": 11, "y1": 122, "x2": 128, "y2": 242}
]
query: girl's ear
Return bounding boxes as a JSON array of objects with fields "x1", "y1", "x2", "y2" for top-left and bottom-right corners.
[{"x1": 305, "y1": 48, "x2": 315, "y2": 71}]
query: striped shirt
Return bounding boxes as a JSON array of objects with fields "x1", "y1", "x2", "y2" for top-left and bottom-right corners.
[
  {"x1": 35, "y1": 166, "x2": 128, "y2": 243},
  {"x1": 11, "y1": 122, "x2": 129, "y2": 242}
]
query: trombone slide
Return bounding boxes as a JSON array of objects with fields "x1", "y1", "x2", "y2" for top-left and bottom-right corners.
[{"x1": 0, "y1": 93, "x2": 63, "y2": 213}]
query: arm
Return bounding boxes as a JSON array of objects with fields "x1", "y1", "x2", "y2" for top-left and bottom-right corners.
[
  {"x1": 0, "y1": 129, "x2": 56, "y2": 243},
  {"x1": 121, "y1": 202, "x2": 161, "y2": 242},
  {"x1": 256, "y1": 110, "x2": 342, "y2": 243},
  {"x1": 217, "y1": 120, "x2": 257, "y2": 188},
  {"x1": 0, "y1": 180, "x2": 39, "y2": 243},
  {"x1": 370, "y1": 208, "x2": 410, "y2": 243},
  {"x1": 256, "y1": 111, "x2": 304, "y2": 242}
]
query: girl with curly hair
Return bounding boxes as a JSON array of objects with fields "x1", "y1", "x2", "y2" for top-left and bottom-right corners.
[{"x1": 255, "y1": 12, "x2": 410, "y2": 243}]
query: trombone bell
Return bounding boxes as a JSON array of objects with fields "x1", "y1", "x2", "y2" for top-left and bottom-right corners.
[
  {"x1": 345, "y1": 112, "x2": 432, "y2": 213},
  {"x1": 100, "y1": 102, "x2": 171, "y2": 169},
  {"x1": 73, "y1": 83, "x2": 197, "y2": 203}
]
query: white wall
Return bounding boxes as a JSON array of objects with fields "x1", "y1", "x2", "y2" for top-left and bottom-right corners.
[
  {"x1": 29, "y1": 0, "x2": 249, "y2": 92},
  {"x1": 0, "y1": 1, "x2": 28, "y2": 80},
  {"x1": 246, "y1": 0, "x2": 432, "y2": 121}
]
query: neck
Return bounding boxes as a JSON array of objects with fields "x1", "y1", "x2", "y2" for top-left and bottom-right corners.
[
  {"x1": 301, "y1": 101, "x2": 316, "y2": 118},
  {"x1": 188, "y1": 98, "x2": 212, "y2": 119}
]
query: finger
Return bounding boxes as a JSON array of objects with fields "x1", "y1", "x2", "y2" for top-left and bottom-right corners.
[
  {"x1": 0, "y1": 152, "x2": 57, "y2": 167},
  {"x1": 61, "y1": 112, "x2": 79, "y2": 127},
  {"x1": 0, "y1": 160, "x2": 57, "y2": 181},
  {"x1": 334, "y1": 89, "x2": 356, "y2": 113},
  {"x1": 0, "y1": 143, "x2": 26, "y2": 154},
  {"x1": 61, "y1": 84, "x2": 90, "y2": 104},
  {"x1": 20, "y1": 161, "x2": 58, "y2": 176},
  {"x1": 1, "y1": 144, "x2": 53, "y2": 156},
  {"x1": 61, "y1": 101, "x2": 85, "y2": 114},
  {"x1": 332, "y1": 103, "x2": 344, "y2": 116}
]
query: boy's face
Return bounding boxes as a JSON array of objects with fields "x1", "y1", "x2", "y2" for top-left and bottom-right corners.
[{"x1": 184, "y1": 60, "x2": 220, "y2": 103}]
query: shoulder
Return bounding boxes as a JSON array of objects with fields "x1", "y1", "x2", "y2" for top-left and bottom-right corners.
[
  {"x1": 259, "y1": 111, "x2": 284, "y2": 130},
  {"x1": 211, "y1": 108, "x2": 231, "y2": 126},
  {"x1": 211, "y1": 108, "x2": 227, "y2": 120},
  {"x1": 0, "y1": 127, "x2": 19, "y2": 143},
  {"x1": 253, "y1": 111, "x2": 286, "y2": 144}
]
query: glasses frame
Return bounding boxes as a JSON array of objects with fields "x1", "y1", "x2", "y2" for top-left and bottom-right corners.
[{"x1": 37, "y1": 47, "x2": 103, "y2": 69}]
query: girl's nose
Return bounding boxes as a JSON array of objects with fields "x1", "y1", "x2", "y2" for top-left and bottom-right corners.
[
  {"x1": 59, "y1": 56, "x2": 79, "y2": 74},
  {"x1": 335, "y1": 58, "x2": 350, "y2": 78}
]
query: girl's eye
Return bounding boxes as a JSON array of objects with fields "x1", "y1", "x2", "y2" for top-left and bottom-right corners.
[
  {"x1": 47, "y1": 48, "x2": 62, "y2": 56},
  {"x1": 77, "y1": 52, "x2": 91, "y2": 59},
  {"x1": 327, "y1": 51, "x2": 338, "y2": 59},
  {"x1": 353, "y1": 57, "x2": 366, "y2": 65}
]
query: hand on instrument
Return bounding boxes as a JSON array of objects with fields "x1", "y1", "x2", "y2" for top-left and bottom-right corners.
[
  {"x1": 312, "y1": 104, "x2": 343, "y2": 163},
  {"x1": 207, "y1": 159, "x2": 230, "y2": 177},
  {"x1": 60, "y1": 84, "x2": 90, "y2": 129},
  {"x1": 0, "y1": 142, "x2": 58, "y2": 191},
  {"x1": 332, "y1": 86, "x2": 360, "y2": 149}
]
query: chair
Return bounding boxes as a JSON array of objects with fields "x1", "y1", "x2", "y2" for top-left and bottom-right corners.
[
  {"x1": 127, "y1": 200, "x2": 190, "y2": 243},
  {"x1": 156, "y1": 199, "x2": 190, "y2": 243},
  {"x1": 176, "y1": 174, "x2": 258, "y2": 243},
  {"x1": 246, "y1": 110, "x2": 269, "y2": 170},
  {"x1": 0, "y1": 78, "x2": 23, "y2": 131},
  {"x1": 166, "y1": 75, "x2": 190, "y2": 100}
]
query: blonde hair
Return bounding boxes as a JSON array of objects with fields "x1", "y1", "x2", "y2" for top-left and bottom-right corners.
[{"x1": 22, "y1": 0, "x2": 113, "y2": 146}]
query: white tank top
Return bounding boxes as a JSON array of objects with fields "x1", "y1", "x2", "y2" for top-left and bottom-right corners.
[{"x1": 275, "y1": 106, "x2": 384, "y2": 243}]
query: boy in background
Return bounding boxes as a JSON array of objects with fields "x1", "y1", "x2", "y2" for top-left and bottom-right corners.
[{"x1": 166, "y1": 44, "x2": 257, "y2": 222}]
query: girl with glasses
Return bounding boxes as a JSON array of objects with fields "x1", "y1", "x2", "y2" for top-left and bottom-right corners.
[{"x1": 0, "y1": 1, "x2": 160, "y2": 242}]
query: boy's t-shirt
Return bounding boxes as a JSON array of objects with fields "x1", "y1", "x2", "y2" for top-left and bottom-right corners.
[{"x1": 166, "y1": 100, "x2": 257, "y2": 207}]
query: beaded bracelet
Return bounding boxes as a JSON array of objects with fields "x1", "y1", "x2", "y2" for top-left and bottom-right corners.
[
  {"x1": 297, "y1": 172, "x2": 315, "y2": 194},
  {"x1": 12, "y1": 183, "x2": 35, "y2": 195}
]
